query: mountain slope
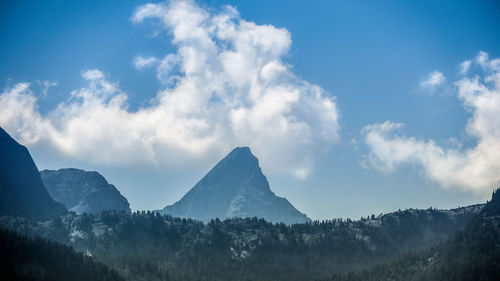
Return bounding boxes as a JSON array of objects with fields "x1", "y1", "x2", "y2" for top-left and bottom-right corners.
[
  {"x1": 0, "y1": 127, "x2": 66, "y2": 220},
  {"x1": 41, "y1": 168, "x2": 131, "y2": 215},
  {"x1": 323, "y1": 189, "x2": 500, "y2": 281},
  {"x1": 0, "y1": 204, "x2": 482, "y2": 281},
  {"x1": 0, "y1": 228, "x2": 125, "y2": 281},
  {"x1": 160, "y1": 147, "x2": 310, "y2": 224}
]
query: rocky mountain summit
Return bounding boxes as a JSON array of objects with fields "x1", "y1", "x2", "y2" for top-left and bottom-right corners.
[
  {"x1": 160, "y1": 147, "x2": 310, "y2": 224},
  {"x1": 0, "y1": 127, "x2": 66, "y2": 220},
  {"x1": 41, "y1": 168, "x2": 131, "y2": 215}
]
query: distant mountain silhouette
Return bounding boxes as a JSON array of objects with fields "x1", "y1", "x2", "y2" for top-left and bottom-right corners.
[
  {"x1": 160, "y1": 147, "x2": 310, "y2": 224},
  {"x1": 41, "y1": 168, "x2": 131, "y2": 215},
  {"x1": 0, "y1": 127, "x2": 66, "y2": 220}
]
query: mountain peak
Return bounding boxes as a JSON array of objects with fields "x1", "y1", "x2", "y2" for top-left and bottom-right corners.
[
  {"x1": 41, "y1": 168, "x2": 131, "y2": 215},
  {"x1": 204, "y1": 146, "x2": 260, "y2": 186},
  {"x1": 0, "y1": 126, "x2": 66, "y2": 220},
  {"x1": 217, "y1": 146, "x2": 258, "y2": 168},
  {"x1": 228, "y1": 146, "x2": 252, "y2": 156},
  {"x1": 160, "y1": 147, "x2": 310, "y2": 224}
]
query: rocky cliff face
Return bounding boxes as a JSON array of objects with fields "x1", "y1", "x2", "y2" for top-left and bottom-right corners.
[
  {"x1": 160, "y1": 147, "x2": 310, "y2": 224},
  {"x1": 0, "y1": 127, "x2": 66, "y2": 220},
  {"x1": 40, "y1": 168, "x2": 131, "y2": 215}
]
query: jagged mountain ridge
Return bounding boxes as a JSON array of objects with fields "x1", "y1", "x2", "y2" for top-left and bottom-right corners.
[
  {"x1": 0, "y1": 127, "x2": 66, "y2": 220},
  {"x1": 160, "y1": 147, "x2": 310, "y2": 224},
  {"x1": 41, "y1": 168, "x2": 131, "y2": 215}
]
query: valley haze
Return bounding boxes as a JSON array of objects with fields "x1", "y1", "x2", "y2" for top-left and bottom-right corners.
[{"x1": 1, "y1": 1, "x2": 500, "y2": 280}]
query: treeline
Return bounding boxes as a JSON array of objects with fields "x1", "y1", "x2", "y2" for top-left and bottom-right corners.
[
  {"x1": 67, "y1": 207, "x2": 483, "y2": 280},
  {"x1": 320, "y1": 189, "x2": 500, "y2": 281},
  {"x1": 0, "y1": 228, "x2": 124, "y2": 281},
  {"x1": 0, "y1": 204, "x2": 483, "y2": 281}
]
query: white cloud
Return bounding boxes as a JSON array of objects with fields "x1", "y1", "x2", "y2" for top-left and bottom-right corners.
[
  {"x1": 82, "y1": 69, "x2": 104, "y2": 80},
  {"x1": 420, "y1": 70, "x2": 445, "y2": 88},
  {"x1": 475, "y1": 51, "x2": 500, "y2": 72},
  {"x1": 133, "y1": 56, "x2": 159, "y2": 70},
  {"x1": 156, "y1": 54, "x2": 181, "y2": 83},
  {"x1": 363, "y1": 51, "x2": 500, "y2": 194},
  {"x1": 0, "y1": 0, "x2": 340, "y2": 179},
  {"x1": 131, "y1": 3, "x2": 167, "y2": 24},
  {"x1": 476, "y1": 51, "x2": 489, "y2": 69},
  {"x1": 459, "y1": 60, "x2": 472, "y2": 75},
  {"x1": 36, "y1": 80, "x2": 58, "y2": 98}
]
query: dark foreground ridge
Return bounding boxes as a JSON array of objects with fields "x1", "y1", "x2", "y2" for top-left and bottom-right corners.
[
  {"x1": 0, "y1": 127, "x2": 66, "y2": 220},
  {"x1": 160, "y1": 146, "x2": 311, "y2": 224},
  {"x1": 0, "y1": 228, "x2": 124, "y2": 281}
]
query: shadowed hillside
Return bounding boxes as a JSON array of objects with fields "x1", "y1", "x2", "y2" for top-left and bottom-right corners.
[
  {"x1": 0, "y1": 228, "x2": 124, "y2": 281},
  {"x1": 0, "y1": 127, "x2": 66, "y2": 220}
]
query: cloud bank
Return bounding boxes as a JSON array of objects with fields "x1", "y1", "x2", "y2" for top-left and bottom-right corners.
[
  {"x1": 0, "y1": 0, "x2": 339, "y2": 179},
  {"x1": 363, "y1": 51, "x2": 500, "y2": 193}
]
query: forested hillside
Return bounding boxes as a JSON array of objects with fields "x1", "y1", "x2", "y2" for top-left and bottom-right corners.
[
  {"x1": 0, "y1": 228, "x2": 124, "y2": 281},
  {"x1": 321, "y1": 189, "x2": 500, "y2": 281},
  {"x1": 0, "y1": 204, "x2": 482, "y2": 281}
]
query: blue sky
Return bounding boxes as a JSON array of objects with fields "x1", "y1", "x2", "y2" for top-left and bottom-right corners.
[{"x1": 1, "y1": 0, "x2": 500, "y2": 219}]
